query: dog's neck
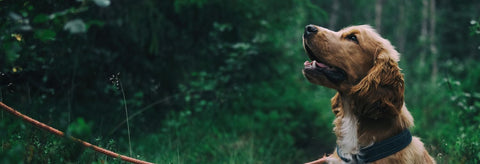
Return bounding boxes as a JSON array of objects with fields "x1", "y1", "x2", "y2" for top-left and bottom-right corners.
[{"x1": 334, "y1": 93, "x2": 414, "y2": 155}]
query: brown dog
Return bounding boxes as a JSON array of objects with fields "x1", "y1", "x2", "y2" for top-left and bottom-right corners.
[{"x1": 302, "y1": 25, "x2": 435, "y2": 164}]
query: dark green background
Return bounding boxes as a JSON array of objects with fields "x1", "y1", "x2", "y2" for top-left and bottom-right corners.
[{"x1": 1, "y1": 0, "x2": 480, "y2": 163}]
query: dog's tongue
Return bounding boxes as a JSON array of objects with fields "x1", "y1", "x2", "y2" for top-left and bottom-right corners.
[{"x1": 315, "y1": 61, "x2": 328, "y2": 68}]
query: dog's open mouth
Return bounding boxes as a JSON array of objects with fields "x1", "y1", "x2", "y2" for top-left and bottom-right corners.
[
  {"x1": 303, "y1": 43, "x2": 335, "y2": 70},
  {"x1": 303, "y1": 43, "x2": 347, "y2": 83}
]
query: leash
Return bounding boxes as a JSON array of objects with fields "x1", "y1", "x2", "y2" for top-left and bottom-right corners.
[{"x1": 0, "y1": 102, "x2": 153, "y2": 164}]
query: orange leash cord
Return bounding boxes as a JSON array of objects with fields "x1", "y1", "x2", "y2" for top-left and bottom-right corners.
[{"x1": 0, "y1": 102, "x2": 153, "y2": 164}]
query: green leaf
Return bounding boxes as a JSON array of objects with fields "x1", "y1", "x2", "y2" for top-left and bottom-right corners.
[
  {"x1": 34, "y1": 29, "x2": 56, "y2": 42},
  {"x1": 20, "y1": 10, "x2": 28, "y2": 17},
  {"x1": 474, "y1": 101, "x2": 480, "y2": 109},
  {"x1": 66, "y1": 118, "x2": 92, "y2": 139},
  {"x1": 473, "y1": 92, "x2": 480, "y2": 99},
  {"x1": 33, "y1": 14, "x2": 49, "y2": 23},
  {"x1": 134, "y1": 91, "x2": 144, "y2": 98},
  {"x1": 86, "y1": 20, "x2": 105, "y2": 29},
  {"x1": 3, "y1": 41, "x2": 21, "y2": 64}
]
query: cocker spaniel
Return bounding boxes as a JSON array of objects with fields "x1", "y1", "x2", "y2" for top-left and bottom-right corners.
[{"x1": 302, "y1": 25, "x2": 436, "y2": 164}]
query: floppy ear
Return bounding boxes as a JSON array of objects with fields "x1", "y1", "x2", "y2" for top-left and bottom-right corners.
[{"x1": 350, "y1": 53, "x2": 404, "y2": 119}]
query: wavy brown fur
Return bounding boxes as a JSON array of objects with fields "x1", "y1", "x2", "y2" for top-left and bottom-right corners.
[{"x1": 302, "y1": 25, "x2": 435, "y2": 164}]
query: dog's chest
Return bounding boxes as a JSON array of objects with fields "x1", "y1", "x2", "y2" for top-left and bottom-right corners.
[{"x1": 336, "y1": 101, "x2": 360, "y2": 161}]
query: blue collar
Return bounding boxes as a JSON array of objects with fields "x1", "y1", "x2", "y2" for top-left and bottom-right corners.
[{"x1": 337, "y1": 129, "x2": 412, "y2": 163}]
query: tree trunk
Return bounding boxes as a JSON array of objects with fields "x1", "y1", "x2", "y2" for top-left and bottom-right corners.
[
  {"x1": 329, "y1": 0, "x2": 340, "y2": 30},
  {"x1": 419, "y1": 0, "x2": 429, "y2": 68},
  {"x1": 396, "y1": 0, "x2": 406, "y2": 54},
  {"x1": 375, "y1": 0, "x2": 384, "y2": 33},
  {"x1": 429, "y1": 0, "x2": 437, "y2": 82}
]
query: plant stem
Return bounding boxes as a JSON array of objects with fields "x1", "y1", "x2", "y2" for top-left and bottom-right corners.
[{"x1": 119, "y1": 81, "x2": 132, "y2": 157}]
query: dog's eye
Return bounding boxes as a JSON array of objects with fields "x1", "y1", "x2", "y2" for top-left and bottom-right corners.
[{"x1": 346, "y1": 34, "x2": 359, "y2": 44}]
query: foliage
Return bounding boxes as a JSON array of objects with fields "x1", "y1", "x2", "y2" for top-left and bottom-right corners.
[{"x1": 0, "y1": 0, "x2": 480, "y2": 163}]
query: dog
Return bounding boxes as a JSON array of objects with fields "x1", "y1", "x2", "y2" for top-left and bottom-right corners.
[{"x1": 302, "y1": 24, "x2": 436, "y2": 164}]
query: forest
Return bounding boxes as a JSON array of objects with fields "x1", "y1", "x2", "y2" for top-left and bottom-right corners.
[{"x1": 1, "y1": 0, "x2": 480, "y2": 163}]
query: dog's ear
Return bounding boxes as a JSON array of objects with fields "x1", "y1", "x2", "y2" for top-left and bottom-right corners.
[{"x1": 350, "y1": 52, "x2": 404, "y2": 119}]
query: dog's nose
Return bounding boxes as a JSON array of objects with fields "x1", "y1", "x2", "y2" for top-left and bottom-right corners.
[{"x1": 305, "y1": 25, "x2": 318, "y2": 35}]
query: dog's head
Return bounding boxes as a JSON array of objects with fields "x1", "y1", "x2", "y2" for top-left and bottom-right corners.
[
  {"x1": 302, "y1": 24, "x2": 400, "y2": 91},
  {"x1": 302, "y1": 24, "x2": 404, "y2": 118}
]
